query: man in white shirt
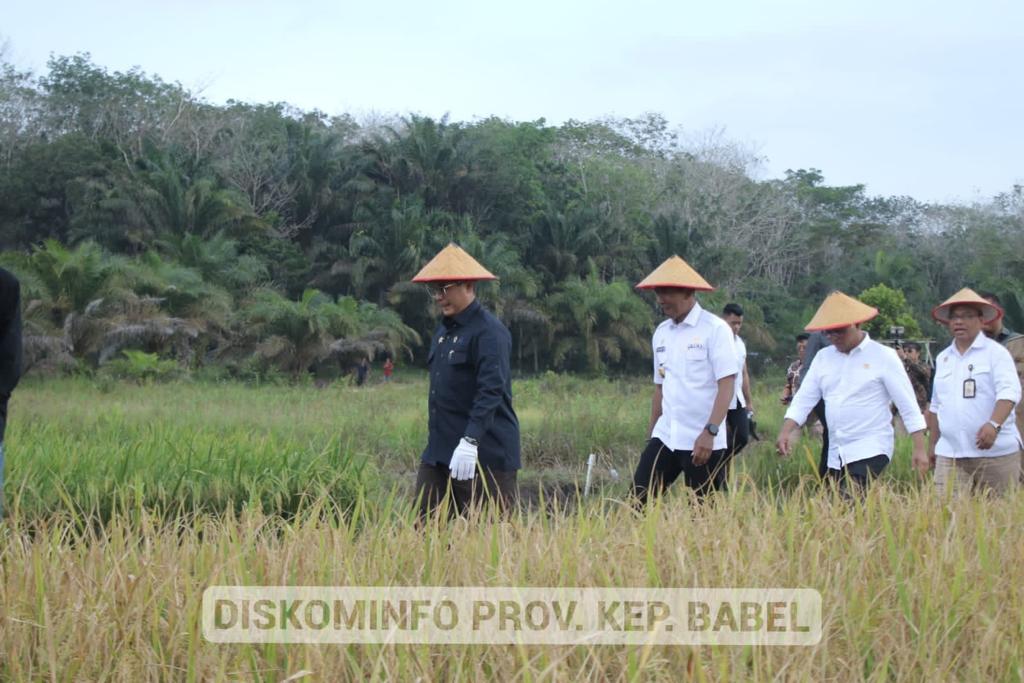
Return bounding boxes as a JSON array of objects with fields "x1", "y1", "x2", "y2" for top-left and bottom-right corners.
[
  {"x1": 630, "y1": 256, "x2": 739, "y2": 506},
  {"x1": 927, "y1": 289, "x2": 1022, "y2": 495},
  {"x1": 776, "y1": 291, "x2": 928, "y2": 494},
  {"x1": 722, "y1": 303, "x2": 754, "y2": 462}
]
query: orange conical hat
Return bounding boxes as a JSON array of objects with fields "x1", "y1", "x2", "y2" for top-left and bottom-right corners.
[
  {"x1": 931, "y1": 287, "x2": 1001, "y2": 324},
  {"x1": 805, "y1": 291, "x2": 878, "y2": 331},
  {"x1": 410, "y1": 243, "x2": 498, "y2": 283},
  {"x1": 635, "y1": 256, "x2": 713, "y2": 291}
]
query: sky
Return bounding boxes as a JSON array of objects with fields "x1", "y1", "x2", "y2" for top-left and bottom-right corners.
[{"x1": 3, "y1": 0, "x2": 1023, "y2": 203}]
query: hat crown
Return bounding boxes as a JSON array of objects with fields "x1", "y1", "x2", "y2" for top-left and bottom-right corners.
[
  {"x1": 411, "y1": 243, "x2": 498, "y2": 282},
  {"x1": 636, "y1": 255, "x2": 713, "y2": 290},
  {"x1": 805, "y1": 291, "x2": 879, "y2": 331}
]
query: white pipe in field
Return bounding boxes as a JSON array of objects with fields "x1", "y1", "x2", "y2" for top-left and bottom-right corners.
[{"x1": 584, "y1": 453, "x2": 597, "y2": 496}]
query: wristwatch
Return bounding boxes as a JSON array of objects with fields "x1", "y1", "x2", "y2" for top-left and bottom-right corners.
[
  {"x1": 704, "y1": 423, "x2": 719, "y2": 436},
  {"x1": 988, "y1": 420, "x2": 1002, "y2": 433},
  {"x1": 463, "y1": 436, "x2": 479, "y2": 446}
]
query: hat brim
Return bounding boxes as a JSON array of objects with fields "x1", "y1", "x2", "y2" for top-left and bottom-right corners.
[
  {"x1": 931, "y1": 301, "x2": 1001, "y2": 324},
  {"x1": 804, "y1": 311, "x2": 878, "y2": 332},
  {"x1": 411, "y1": 275, "x2": 499, "y2": 283},
  {"x1": 634, "y1": 282, "x2": 714, "y2": 291}
]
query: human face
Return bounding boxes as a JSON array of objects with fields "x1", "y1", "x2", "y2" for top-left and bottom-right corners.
[
  {"x1": 906, "y1": 347, "x2": 921, "y2": 362},
  {"x1": 796, "y1": 338, "x2": 808, "y2": 362},
  {"x1": 654, "y1": 287, "x2": 695, "y2": 323},
  {"x1": 723, "y1": 313, "x2": 743, "y2": 337},
  {"x1": 824, "y1": 325, "x2": 864, "y2": 354},
  {"x1": 948, "y1": 305, "x2": 983, "y2": 346},
  {"x1": 981, "y1": 296, "x2": 1003, "y2": 337},
  {"x1": 428, "y1": 281, "x2": 475, "y2": 317}
]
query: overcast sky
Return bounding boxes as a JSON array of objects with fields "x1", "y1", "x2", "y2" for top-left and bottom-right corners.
[{"x1": 4, "y1": 0, "x2": 1022, "y2": 203}]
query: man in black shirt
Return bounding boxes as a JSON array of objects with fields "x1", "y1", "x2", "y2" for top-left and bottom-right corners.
[
  {"x1": 411, "y1": 244, "x2": 520, "y2": 518},
  {"x1": 0, "y1": 267, "x2": 23, "y2": 518}
]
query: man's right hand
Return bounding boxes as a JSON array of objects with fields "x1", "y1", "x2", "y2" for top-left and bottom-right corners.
[{"x1": 775, "y1": 431, "x2": 792, "y2": 457}]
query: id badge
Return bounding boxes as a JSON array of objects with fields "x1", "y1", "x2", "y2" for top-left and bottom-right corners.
[{"x1": 963, "y1": 378, "x2": 976, "y2": 399}]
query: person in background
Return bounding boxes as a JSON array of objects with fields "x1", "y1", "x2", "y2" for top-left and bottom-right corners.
[
  {"x1": 383, "y1": 357, "x2": 394, "y2": 383},
  {"x1": 781, "y1": 333, "x2": 810, "y2": 405},
  {"x1": 897, "y1": 341, "x2": 932, "y2": 413},
  {"x1": 630, "y1": 256, "x2": 738, "y2": 506},
  {"x1": 799, "y1": 329, "x2": 833, "y2": 477},
  {"x1": 722, "y1": 303, "x2": 753, "y2": 459},
  {"x1": 979, "y1": 292, "x2": 1024, "y2": 461},
  {"x1": 0, "y1": 267, "x2": 23, "y2": 519},
  {"x1": 356, "y1": 357, "x2": 370, "y2": 386},
  {"x1": 927, "y1": 289, "x2": 1021, "y2": 496}
]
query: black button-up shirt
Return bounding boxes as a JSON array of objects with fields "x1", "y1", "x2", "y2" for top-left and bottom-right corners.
[
  {"x1": 422, "y1": 299, "x2": 521, "y2": 471},
  {"x1": 0, "y1": 268, "x2": 22, "y2": 442}
]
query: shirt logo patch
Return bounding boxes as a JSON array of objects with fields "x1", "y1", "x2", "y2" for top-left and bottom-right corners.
[
  {"x1": 687, "y1": 342, "x2": 705, "y2": 351},
  {"x1": 656, "y1": 346, "x2": 665, "y2": 352}
]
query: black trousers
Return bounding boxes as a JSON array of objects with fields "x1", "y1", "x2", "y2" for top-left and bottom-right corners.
[
  {"x1": 631, "y1": 438, "x2": 727, "y2": 507},
  {"x1": 414, "y1": 462, "x2": 517, "y2": 519},
  {"x1": 826, "y1": 454, "x2": 888, "y2": 496},
  {"x1": 814, "y1": 400, "x2": 829, "y2": 478}
]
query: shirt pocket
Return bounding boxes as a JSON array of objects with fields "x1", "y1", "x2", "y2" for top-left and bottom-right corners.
[{"x1": 684, "y1": 344, "x2": 712, "y2": 384}]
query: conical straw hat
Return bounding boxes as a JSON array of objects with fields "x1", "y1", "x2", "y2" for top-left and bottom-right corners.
[
  {"x1": 411, "y1": 243, "x2": 498, "y2": 282},
  {"x1": 931, "y1": 287, "x2": 1001, "y2": 324},
  {"x1": 635, "y1": 256, "x2": 713, "y2": 291},
  {"x1": 805, "y1": 291, "x2": 878, "y2": 331}
]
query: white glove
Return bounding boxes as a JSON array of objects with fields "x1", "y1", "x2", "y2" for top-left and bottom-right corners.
[{"x1": 449, "y1": 438, "x2": 479, "y2": 481}]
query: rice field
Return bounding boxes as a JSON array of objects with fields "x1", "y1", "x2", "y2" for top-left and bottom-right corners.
[{"x1": 1, "y1": 375, "x2": 1022, "y2": 681}]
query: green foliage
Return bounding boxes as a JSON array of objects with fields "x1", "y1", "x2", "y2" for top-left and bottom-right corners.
[
  {"x1": 3, "y1": 51, "x2": 1023, "y2": 374},
  {"x1": 859, "y1": 283, "x2": 923, "y2": 339},
  {"x1": 104, "y1": 349, "x2": 181, "y2": 383}
]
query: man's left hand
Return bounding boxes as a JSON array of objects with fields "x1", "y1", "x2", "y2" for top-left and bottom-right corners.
[
  {"x1": 450, "y1": 438, "x2": 479, "y2": 480},
  {"x1": 975, "y1": 423, "x2": 998, "y2": 450},
  {"x1": 692, "y1": 431, "x2": 714, "y2": 466}
]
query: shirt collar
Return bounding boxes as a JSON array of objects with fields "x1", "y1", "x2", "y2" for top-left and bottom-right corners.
[
  {"x1": 444, "y1": 299, "x2": 481, "y2": 329},
  {"x1": 672, "y1": 300, "x2": 703, "y2": 329},
  {"x1": 849, "y1": 330, "x2": 871, "y2": 354}
]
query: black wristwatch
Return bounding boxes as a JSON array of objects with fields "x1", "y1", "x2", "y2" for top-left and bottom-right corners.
[
  {"x1": 463, "y1": 436, "x2": 479, "y2": 446},
  {"x1": 704, "y1": 423, "x2": 719, "y2": 436}
]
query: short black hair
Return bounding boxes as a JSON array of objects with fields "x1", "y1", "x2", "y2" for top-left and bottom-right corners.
[
  {"x1": 722, "y1": 303, "x2": 744, "y2": 317},
  {"x1": 796, "y1": 333, "x2": 810, "y2": 342},
  {"x1": 903, "y1": 341, "x2": 921, "y2": 352},
  {"x1": 978, "y1": 291, "x2": 1001, "y2": 305}
]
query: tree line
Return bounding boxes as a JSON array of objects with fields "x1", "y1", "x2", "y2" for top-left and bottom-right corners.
[{"x1": 1, "y1": 52, "x2": 1022, "y2": 379}]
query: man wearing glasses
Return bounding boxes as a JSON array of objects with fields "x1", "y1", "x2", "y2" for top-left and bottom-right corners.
[
  {"x1": 927, "y1": 289, "x2": 1021, "y2": 495},
  {"x1": 410, "y1": 243, "x2": 520, "y2": 518},
  {"x1": 775, "y1": 291, "x2": 928, "y2": 494}
]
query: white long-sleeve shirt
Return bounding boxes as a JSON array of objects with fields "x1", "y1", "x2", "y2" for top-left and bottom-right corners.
[
  {"x1": 785, "y1": 332, "x2": 926, "y2": 469},
  {"x1": 930, "y1": 333, "x2": 1022, "y2": 458}
]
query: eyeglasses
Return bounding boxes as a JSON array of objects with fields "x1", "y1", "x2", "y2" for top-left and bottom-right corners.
[
  {"x1": 426, "y1": 282, "x2": 459, "y2": 299},
  {"x1": 948, "y1": 313, "x2": 980, "y2": 321},
  {"x1": 823, "y1": 327, "x2": 850, "y2": 338}
]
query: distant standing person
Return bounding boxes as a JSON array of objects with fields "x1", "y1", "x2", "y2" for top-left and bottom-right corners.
[
  {"x1": 0, "y1": 268, "x2": 23, "y2": 518},
  {"x1": 928, "y1": 289, "x2": 1022, "y2": 495},
  {"x1": 781, "y1": 333, "x2": 809, "y2": 405},
  {"x1": 411, "y1": 243, "x2": 520, "y2": 518},
  {"x1": 799, "y1": 329, "x2": 832, "y2": 477},
  {"x1": 356, "y1": 357, "x2": 369, "y2": 386},
  {"x1": 721, "y1": 303, "x2": 753, "y2": 483},
  {"x1": 383, "y1": 357, "x2": 394, "y2": 383},
  {"x1": 630, "y1": 256, "x2": 738, "y2": 506}
]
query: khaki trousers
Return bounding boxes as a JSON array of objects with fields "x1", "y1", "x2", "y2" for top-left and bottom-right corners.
[{"x1": 934, "y1": 451, "x2": 1021, "y2": 496}]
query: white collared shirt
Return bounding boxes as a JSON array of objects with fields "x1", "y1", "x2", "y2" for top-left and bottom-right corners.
[
  {"x1": 732, "y1": 334, "x2": 747, "y2": 408},
  {"x1": 930, "y1": 333, "x2": 1022, "y2": 458},
  {"x1": 785, "y1": 332, "x2": 927, "y2": 469},
  {"x1": 652, "y1": 301, "x2": 740, "y2": 451}
]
